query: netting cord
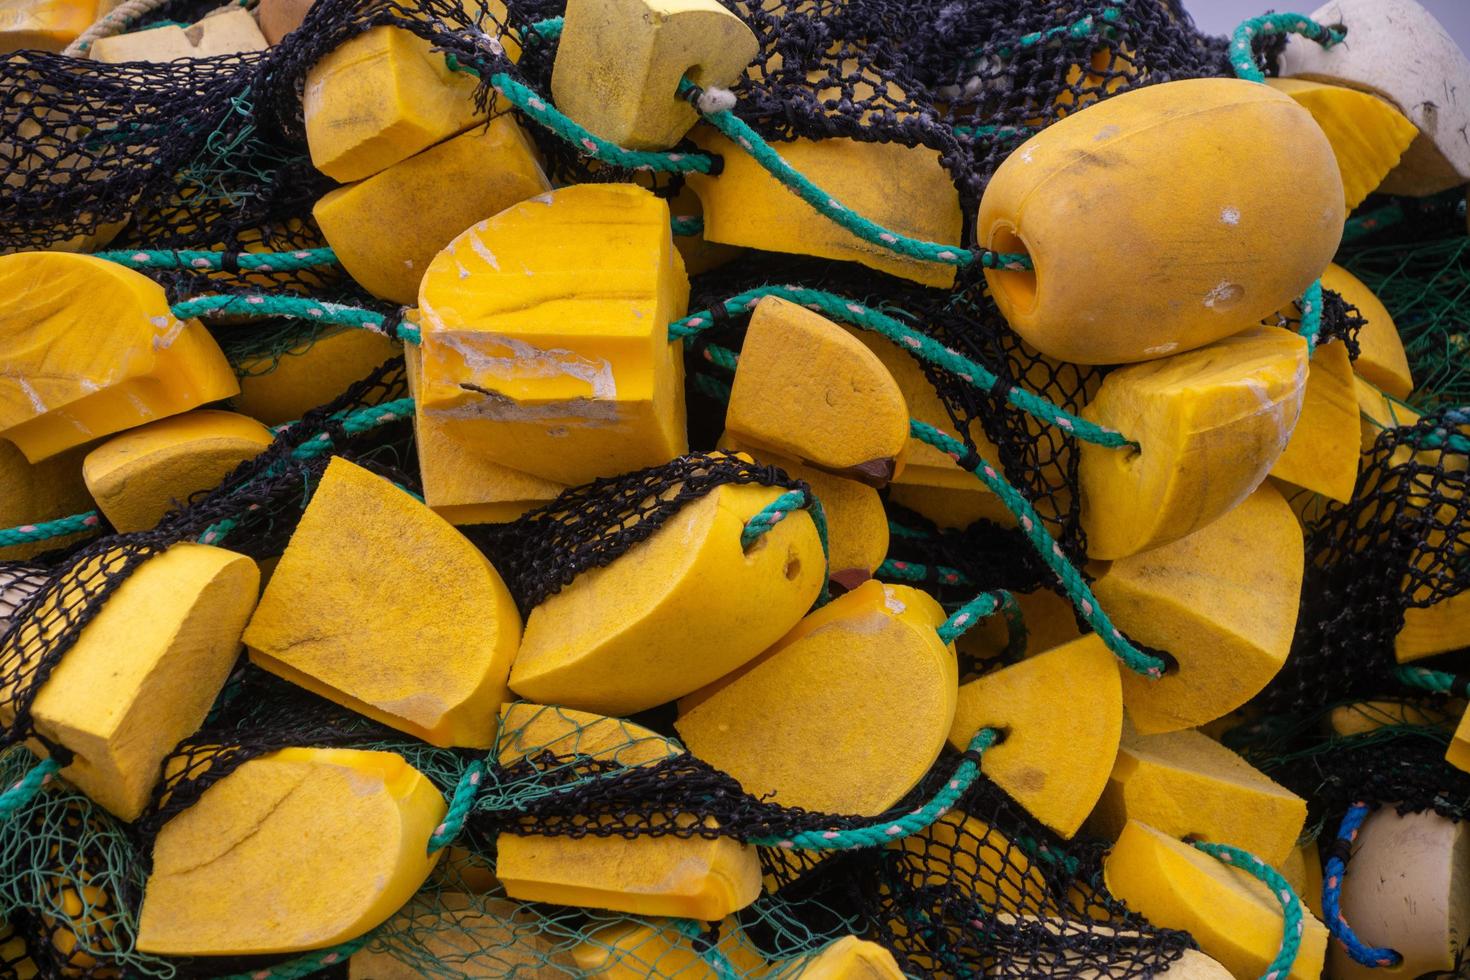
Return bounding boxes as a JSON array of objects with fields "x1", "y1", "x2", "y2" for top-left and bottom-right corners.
[
  {"x1": 1322, "y1": 802, "x2": 1403, "y2": 968},
  {"x1": 1191, "y1": 840, "x2": 1306, "y2": 980},
  {"x1": 96, "y1": 247, "x2": 341, "y2": 272},
  {"x1": 0, "y1": 757, "x2": 60, "y2": 823},
  {"x1": 910, "y1": 420, "x2": 1166, "y2": 677},
  {"x1": 751, "y1": 727, "x2": 998, "y2": 849},
  {"x1": 674, "y1": 920, "x2": 740, "y2": 980},
  {"x1": 0, "y1": 511, "x2": 102, "y2": 549},
  {"x1": 205, "y1": 934, "x2": 371, "y2": 980},
  {"x1": 1394, "y1": 665, "x2": 1467, "y2": 697}
]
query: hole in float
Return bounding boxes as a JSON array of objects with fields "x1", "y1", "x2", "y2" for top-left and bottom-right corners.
[
  {"x1": 783, "y1": 549, "x2": 802, "y2": 581},
  {"x1": 986, "y1": 224, "x2": 1038, "y2": 317}
]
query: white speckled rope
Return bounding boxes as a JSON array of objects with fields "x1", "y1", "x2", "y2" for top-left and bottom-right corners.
[{"x1": 63, "y1": 0, "x2": 251, "y2": 55}]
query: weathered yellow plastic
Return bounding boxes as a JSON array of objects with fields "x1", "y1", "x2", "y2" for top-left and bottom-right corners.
[
  {"x1": 1079, "y1": 327, "x2": 1309, "y2": 560},
  {"x1": 405, "y1": 342, "x2": 565, "y2": 525},
  {"x1": 1324, "y1": 262, "x2": 1413, "y2": 399},
  {"x1": 233, "y1": 327, "x2": 401, "y2": 427},
  {"x1": 495, "y1": 704, "x2": 761, "y2": 919},
  {"x1": 417, "y1": 183, "x2": 689, "y2": 486},
  {"x1": 575, "y1": 920, "x2": 899, "y2": 979},
  {"x1": 0, "y1": 543, "x2": 258, "y2": 821},
  {"x1": 1093, "y1": 481, "x2": 1303, "y2": 734},
  {"x1": 551, "y1": 0, "x2": 757, "y2": 149},
  {"x1": 258, "y1": 0, "x2": 314, "y2": 44},
  {"x1": 894, "y1": 811, "x2": 1051, "y2": 908},
  {"x1": 1268, "y1": 338, "x2": 1360, "y2": 503},
  {"x1": 0, "y1": 252, "x2": 238, "y2": 462},
  {"x1": 979, "y1": 78, "x2": 1343, "y2": 365},
  {"x1": 1103, "y1": 821, "x2": 1328, "y2": 980},
  {"x1": 83, "y1": 410, "x2": 275, "y2": 533},
  {"x1": 727, "y1": 296, "x2": 908, "y2": 486},
  {"x1": 348, "y1": 892, "x2": 575, "y2": 978},
  {"x1": 510, "y1": 479, "x2": 824, "y2": 715},
  {"x1": 947, "y1": 635, "x2": 1122, "y2": 838},
  {"x1": 1266, "y1": 78, "x2": 1419, "y2": 210},
  {"x1": 687, "y1": 128, "x2": 964, "y2": 288},
  {"x1": 1449, "y1": 705, "x2": 1470, "y2": 774},
  {"x1": 245, "y1": 457, "x2": 522, "y2": 748},
  {"x1": 1086, "y1": 722, "x2": 1306, "y2": 867},
  {"x1": 314, "y1": 115, "x2": 551, "y2": 305},
  {"x1": 1354, "y1": 376, "x2": 1421, "y2": 454},
  {"x1": 1399, "y1": 592, "x2": 1470, "y2": 666},
  {"x1": 0, "y1": 440, "x2": 94, "y2": 561},
  {"x1": 0, "y1": 0, "x2": 97, "y2": 52},
  {"x1": 1330, "y1": 699, "x2": 1460, "y2": 737},
  {"x1": 719, "y1": 436, "x2": 888, "y2": 588},
  {"x1": 677, "y1": 581, "x2": 957, "y2": 815},
  {"x1": 137, "y1": 748, "x2": 445, "y2": 955},
  {"x1": 303, "y1": 25, "x2": 484, "y2": 182},
  {"x1": 90, "y1": 8, "x2": 268, "y2": 62}
]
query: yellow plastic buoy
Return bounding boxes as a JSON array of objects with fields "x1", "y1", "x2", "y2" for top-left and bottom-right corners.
[
  {"x1": 979, "y1": 78, "x2": 1343, "y2": 365},
  {"x1": 510, "y1": 479, "x2": 824, "y2": 715},
  {"x1": 1448, "y1": 704, "x2": 1470, "y2": 773},
  {"x1": 0, "y1": 0, "x2": 97, "y2": 52},
  {"x1": 1327, "y1": 808, "x2": 1470, "y2": 980},
  {"x1": 417, "y1": 183, "x2": 689, "y2": 486},
  {"x1": 1280, "y1": 842, "x2": 1325, "y2": 920},
  {"x1": 233, "y1": 327, "x2": 401, "y2": 427},
  {"x1": 1086, "y1": 722, "x2": 1307, "y2": 867},
  {"x1": 1079, "y1": 327, "x2": 1309, "y2": 560},
  {"x1": 947, "y1": 635, "x2": 1122, "y2": 838},
  {"x1": 89, "y1": 9, "x2": 268, "y2": 62},
  {"x1": 1323, "y1": 263, "x2": 1413, "y2": 399},
  {"x1": 346, "y1": 892, "x2": 576, "y2": 978},
  {"x1": 1265, "y1": 78, "x2": 1419, "y2": 210},
  {"x1": 687, "y1": 129, "x2": 964, "y2": 288},
  {"x1": 0, "y1": 253, "x2": 238, "y2": 463},
  {"x1": 82, "y1": 410, "x2": 275, "y2": 533},
  {"x1": 893, "y1": 810, "x2": 1051, "y2": 908},
  {"x1": 727, "y1": 296, "x2": 909, "y2": 487},
  {"x1": 244, "y1": 457, "x2": 522, "y2": 748},
  {"x1": 551, "y1": 0, "x2": 757, "y2": 150},
  {"x1": 1, "y1": 543, "x2": 258, "y2": 821},
  {"x1": 303, "y1": 26, "x2": 484, "y2": 182},
  {"x1": 137, "y1": 748, "x2": 445, "y2": 955},
  {"x1": 1103, "y1": 821, "x2": 1328, "y2": 980},
  {"x1": 405, "y1": 343, "x2": 566, "y2": 525},
  {"x1": 0, "y1": 441, "x2": 95, "y2": 561},
  {"x1": 1092, "y1": 481, "x2": 1303, "y2": 734},
  {"x1": 677, "y1": 580, "x2": 957, "y2": 815},
  {"x1": 314, "y1": 116, "x2": 551, "y2": 306},
  {"x1": 1400, "y1": 592, "x2": 1470, "y2": 666},
  {"x1": 1268, "y1": 338, "x2": 1360, "y2": 504},
  {"x1": 495, "y1": 704, "x2": 761, "y2": 919},
  {"x1": 257, "y1": 0, "x2": 315, "y2": 45}
]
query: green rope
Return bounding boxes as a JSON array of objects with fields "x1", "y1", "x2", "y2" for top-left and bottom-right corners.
[
  {"x1": 875, "y1": 558, "x2": 972, "y2": 588},
  {"x1": 0, "y1": 511, "x2": 102, "y2": 549},
  {"x1": 1394, "y1": 664, "x2": 1465, "y2": 697},
  {"x1": 206, "y1": 936, "x2": 371, "y2": 980},
  {"x1": 1341, "y1": 204, "x2": 1406, "y2": 244},
  {"x1": 887, "y1": 520, "x2": 933, "y2": 542},
  {"x1": 690, "y1": 372, "x2": 733, "y2": 402},
  {"x1": 751, "y1": 728, "x2": 997, "y2": 850},
  {"x1": 0, "y1": 758, "x2": 61, "y2": 823},
  {"x1": 1229, "y1": 12, "x2": 1345, "y2": 83},
  {"x1": 937, "y1": 590, "x2": 1008, "y2": 644},
  {"x1": 95, "y1": 247, "x2": 340, "y2": 272},
  {"x1": 910, "y1": 420, "x2": 1165, "y2": 678},
  {"x1": 672, "y1": 286, "x2": 1133, "y2": 450},
  {"x1": 671, "y1": 215, "x2": 704, "y2": 237},
  {"x1": 427, "y1": 759, "x2": 485, "y2": 851},
  {"x1": 697, "y1": 342, "x2": 741, "y2": 375},
  {"x1": 1297, "y1": 279, "x2": 1325, "y2": 355},
  {"x1": 1191, "y1": 840, "x2": 1305, "y2": 980},
  {"x1": 739, "y1": 490, "x2": 832, "y2": 605},
  {"x1": 169, "y1": 294, "x2": 416, "y2": 340}
]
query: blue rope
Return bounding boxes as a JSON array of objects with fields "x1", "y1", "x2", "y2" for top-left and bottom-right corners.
[
  {"x1": 1322, "y1": 803, "x2": 1403, "y2": 968},
  {"x1": 1192, "y1": 840, "x2": 1306, "y2": 980}
]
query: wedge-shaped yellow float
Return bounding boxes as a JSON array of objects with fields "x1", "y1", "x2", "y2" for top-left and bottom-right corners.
[
  {"x1": 347, "y1": 892, "x2": 576, "y2": 978},
  {"x1": 314, "y1": 116, "x2": 551, "y2": 305},
  {"x1": 551, "y1": 0, "x2": 757, "y2": 149},
  {"x1": 0, "y1": 543, "x2": 258, "y2": 821},
  {"x1": 405, "y1": 343, "x2": 565, "y2": 525},
  {"x1": 947, "y1": 635, "x2": 1121, "y2": 838},
  {"x1": 233, "y1": 327, "x2": 401, "y2": 427},
  {"x1": 574, "y1": 917, "x2": 768, "y2": 978},
  {"x1": 90, "y1": 8, "x2": 268, "y2": 62},
  {"x1": 0, "y1": 253, "x2": 238, "y2": 462},
  {"x1": 245, "y1": 457, "x2": 521, "y2": 748},
  {"x1": 0, "y1": 0, "x2": 96, "y2": 51},
  {"x1": 979, "y1": 78, "x2": 1343, "y2": 365},
  {"x1": 1080, "y1": 327, "x2": 1308, "y2": 560},
  {"x1": 1325, "y1": 263, "x2": 1413, "y2": 400},
  {"x1": 1281, "y1": 0, "x2": 1470, "y2": 196},
  {"x1": 1328, "y1": 808, "x2": 1469, "y2": 980},
  {"x1": 1354, "y1": 376, "x2": 1421, "y2": 454},
  {"x1": 495, "y1": 704, "x2": 761, "y2": 919},
  {"x1": 1400, "y1": 592, "x2": 1470, "y2": 666},
  {"x1": 1092, "y1": 481, "x2": 1303, "y2": 734},
  {"x1": 677, "y1": 581, "x2": 956, "y2": 815},
  {"x1": 1103, "y1": 821, "x2": 1328, "y2": 980},
  {"x1": 0, "y1": 441, "x2": 94, "y2": 560},
  {"x1": 1268, "y1": 338, "x2": 1360, "y2": 504},
  {"x1": 727, "y1": 297, "x2": 909, "y2": 487},
  {"x1": 894, "y1": 810, "x2": 1050, "y2": 910},
  {"x1": 687, "y1": 129, "x2": 964, "y2": 288},
  {"x1": 1086, "y1": 723, "x2": 1306, "y2": 867},
  {"x1": 1266, "y1": 78, "x2": 1419, "y2": 211},
  {"x1": 719, "y1": 435, "x2": 887, "y2": 588},
  {"x1": 1331, "y1": 699, "x2": 1459, "y2": 737},
  {"x1": 1450, "y1": 703, "x2": 1470, "y2": 774},
  {"x1": 83, "y1": 410, "x2": 274, "y2": 533},
  {"x1": 511, "y1": 479, "x2": 823, "y2": 714},
  {"x1": 137, "y1": 748, "x2": 444, "y2": 955},
  {"x1": 417, "y1": 183, "x2": 689, "y2": 486},
  {"x1": 304, "y1": 26, "x2": 484, "y2": 182}
]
